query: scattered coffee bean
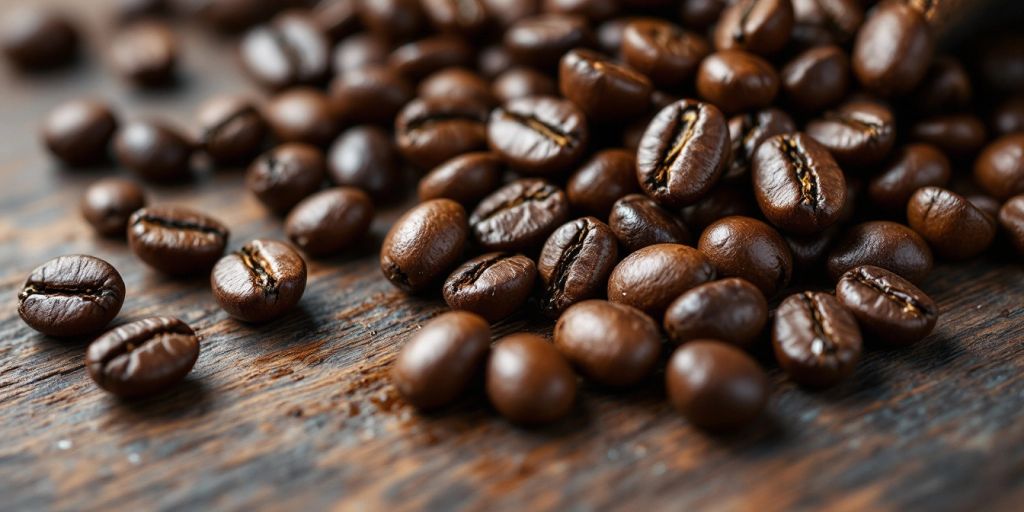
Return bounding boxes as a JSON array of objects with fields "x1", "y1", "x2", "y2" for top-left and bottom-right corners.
[
  {"x1": 396, "y1": 96, "x2": 489, "y2": 169},
  {"x1": 698, "y1": 216, "x2": 793, "y2": 297},
  {"x1": 42, "y1": 99, "x2": 118, "y2": 167},
  {"x1": 487, "y1": 96, "x2": 589, "y2": 175},
  {"x1": 968, "y1": 195, "x2": 1001, "y2": 221},
  {"x1": 486, "y1": 333, "x2": 577, "y2": 425},
  {"x1": 558, "y1": 48, "x2": 652, "y2": 121},
  {"x1": 330, "y1": 66, "x2": 413, "y2": 126},
  {"x1": 780, "y1": 45, "x2": 849, "y2": 113},
  {"x1": 418, "y1": 152, "x2": 504, "y2": 207},
  {"x1": 313, "y1": 0, "x2": 360, "y2": 41},
  {"x1": 909, "y1": 114, "x2": 987, "y2": 158},
  {"x1": 18, "y1": 255, "x2": 125, "y2": 337},
  {"x1": 790, "y1": 0, "x2": 863, "y2": 48},
  {"x1": 608, "y1": 243, "x2": 715, "y2": 319},
  {"x1": 992, "y1": 97, "x2": 1024, "y2": 137},
  {"x1": 713, "y1": 0, "x2": 793, "y2": 56},
  {"x1": 264, "y1": 88, "x2": 338, "y2": 147},
  {"x1": 554, "y1": 300, "x2": 661, "y2": 387},
  {"x1": 128, "y1": 206, "x2": 229, "y2": 275},
  {"x1": 110, "y1": 22, "x2": 178, "y2": 87},
  {"x1": 357, "y1": 0, "x2": 425, "y2": 41},
  {"x1": 478, "y1": 44, "x2": 514, "y2": 78},
  {"x1": 240, "y1": 11, "x2": 329, "y2": 90},
  {"x1": 681, "y1": 0, "x2": 728, "y2": 29},
  {"x1": 999, "y1": 195, "x2": 1024, "y2": 256},
  {"x1": 195, "y1": 0, "x2": 280, "y2": 32},
  {"x1": 805, "y1": 100, "x2": 895, "y2": 168},
  {"x1": 666, "y1": 340, "x2": 769, "y2": 430},
  {"x1": 544, "y1": 0, "x2": 617, "y2": 21},
  {"x1": 212, "y1": 239, "x2": 307, "y2": 322},
  {"x1": 696, "y1": 50, "x2": 779, "y2": 114},
  {"x1": 664, "y1": 278, "x2": 768, "y2": 349},
  {"x1": 86, "y1": 317, "x2": 199, "y2": 397},
  {"x1": 974, "y1": 134, "x2": 1024, "y2": 201},
  {"x1": 538, "y1": 217, "x2": 618, "y2": 316},
  {"x1": 1, "y1": 7, "x2": 79, "y2": 70},
  {"x1": 113, "y1": 120, "x2": 194, "y2": 182},
  {"x1": 492, "y1": 67, "x2": 558, "y2": 103},
  {"x1": 420, "y1": 0, "x2": 490, "y2": 37},
  {"x1": 443, "y1": 252, "x2": 537, "y2": 322},
  {"x1": 773, "y1": 291, "x2": 861, "y2": 388},
  {"x1": 827, "y1": 220, "x2": 933, "y2": 284},
  {"x1": 907, "y1": 187, "x2": 996, "y2": 261},
  {"x1": 332, "y1": 33, "x2": 391, "y2": 74},
  {"x1": 196, "y1": 95, "x2": 267, "y2": 166},
  {"x1": 469, "y1": 178, "x2": 570, "y2": 252},
  {"x1": 81, "y1": 178, "x2": 147, "y2": 237},
  {"x1": 381, "y1": 198, "x2": 468, "y2": 292},
  {"x1": 503, "y1": 14, "x2": 594, "y2": 71},
  {"x1": 389, "y1": 36, "x2": 474, "y2": 81},
  {"x1": 852, "y1": 1, "x2": 933, "y2": 96},
  {"x1": 836, "y1": 265, "x2": 938, "y2": 346},
  {"x1": 620, "y1": 19, "x2": 709, "y2": 88},
  {"x1": 285, "y1": 187, "x2": 374, "y2": 257},
  {"x1": 608, "y1": 194, "x2": 690, "y2": 254},
  {"x1": 247, "y1": 143, "x2": 326, "y2": 215},
  {"x1": 725, "y1": 108, "x2": 796, "y2": 181},
  {"x1": 566, "y1": 149, "x2": 639, "y2": 217},
  {"x1": 911, "y1": 57, "x2": 972, "y2": 114},
  {"x1": 867, "y1": 144, "x2": 951, "y2": 213},
  {"x1": 418, "y1": 67, "x2": 495, "y2": 106},
  {"x1": 327, "y1": 126, "x2": 400, "y2": 200}
]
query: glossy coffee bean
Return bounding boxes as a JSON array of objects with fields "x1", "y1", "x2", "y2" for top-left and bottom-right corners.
[
  {"x1": 418, "y1": 67, "x2": 495, "y2": 106},
  {"x1": 910, "y1": 114, "x2": 987, "y2": 158},
  {"x1": 991, "y1": 97, "x2": 1024, "y2": 137},
  {"x1": 357, "y1": 0, "x2": 424, "y2": 41},
  {"x1": 483, "y1": 0, "x2": 539, "y2": 28},
  {"x1": 194, "y1": 0, "x2": 280, "y2": 32},
  {"x1": 110, "y1": 22, "x2": 178, "y2": 86},
  {"x1": 826, "y1": 221, "x2": 933, "y2": 284},
  {"x1": 907, "y1": 187, "x2": 996, "y2": 261},
  {"x1": 128, "y1": 206, "x2": 229, "y2": 275},
  {"x1": 43, "y1": 99, "x2": 118, "y2": 167},
  {"x1": 18, "y1": 255, "x2": 125, "y2": 337},
  {"x1": 780, "y1": 45, "x2": 849, "y2": 113},
  {"x1": 81, "y1": 178, "x2": 147, "y2": 238},
  {"x1": 246, "y1": 143, "x2": 326, "y2": 215},
  {"x1": 418, "y1": 152, "x2": 504, "y2": 207},
  {"x1": 470, "y1": 179, "x2": 570, "y2": 252},
  {"x1": 330, "y1": 66, "x2": 413, "y2": 126},
  {"x1": 478, "y1": 44, "x2": 514, "y2": 78},
  {"x1": 558, "y1": 48, "x2": 652, "y2": 122},
  {"x1": 421, "y1": 0, "x2": 490, "y2": 37},
  {"x1": 607, "y1": 243, "x2": 715, "y2": 319},
  {"x1": 968, "y1": 195, "x2": 1001, "y2": 222},
  {"x1": 264, "y1": 88, "x2": 338, "y2": 147},
  {"x1": 492, "y1": 67, "x2": 558, "y2": 103},
  {"x1": 544, "y1": 0, "x2": 617, "y2": 21},
  {"x1": 381, "y1": 199, "x2": 468, "y2": 292},
  {"x1": 332, "y1": 33, "x2": 390, "y2": 74},
  {"x1": 327, "y1": 126, "x2": 400, "y2": 199},
  {"x1": 443, "y1": 253, "x2": 536, "y2": 322},
  {"x1": 487, "y1": 96, "x2": 589, "y2": 176},
  {"x1": 696, "y1": 50, "x2": 778, "y2": 114},
  {"x1": 680, "y1": 0, "x2": 727, "y2": 29},
  {"x1": 836, "y1": 265, "x2": 938, "y2": 346},
  {"x1": 725, "y1": 108, "x2": 795, "y2": 181},
  {"x1": 752, "y1": 132, "x2": 847, "y2": 235},
  {"x1": 392, "y1": 311, "x2": 491, "y2": 410},
  {"x1": 609, "y1": 194, "x2": 690, "y2": 254},
  {"x1": 713, "y1": 0, "x2": 793, "y2": 56},
  {"x1": 396, "y1": 97, "x2": 489, "y2": 169},
  {"x1": 773, "y1": 291, "x2": 861, "y2": 388},
  {"x1": 790, "y1": 0, "x2": 862, "y2": 48},
  {"x1": 666, "y1": 340, "x2": 768, "y2": 430},
  {"x1": 554, "y1": 300, "x2": 661, "y2": 387},
  {"x1": 86, "y1": 317, "x2": 199, "y2": 397},
  {"x1": 285, "y1": 187, "x2": 374, "y2": 257},
  {"x1": 806, "y1": 100, "x2": 895, "y2": 167},
  {"x1": 566, "y1": 149, "x2": 639, "y2": 217},
  {"x1": 387, "y1": 36, "x2": 474, "y2": 81},
  {"x1": 113, "y1": 120, "x2": 194, "y2": 182},
  {"x1": 698, "y1": 216, "x2": 792, "y2": 297},
  {"x1": 681, "y1": 184, "x2": 755, "y2": 231},
  {"x1": 636, "y1": 99, "x2": 729, "y2": 208},
  {"x1": 240, "y1": 11, "x2": 329, "y2": 90},
  {"x1": 999, "y1": 195, "x2": 1024, "y2": 256},
  {"x1": 486, "y1": 333, "x2": 577, "y2": 425},
  {"x1": 211, "y1": 239, "x2": 306, "y2": 323},
  {"x1": 664, "y1": 278, "x2": 768, "y2": 349},
  {"x1": 620, "y1": 19, "x2": 709, "y2": 88},
  {"x1": 503, "y1": 14, "x2": 594, "y2": 71},
  {"x1": 196, "y1": 95, "x2": 267, "y2": 166},
  {"x1": 538, "y1": 217, "x2": 618, "y2": 316},
  {"x1": 975, "y1": 134, "x2": 1024, "y2": 201},
  {"x1": 313, "y1": 0, "x2": 360, "y2": 41},
  {"x1": 867, "y1": 144, "x2": 951, "y2": 213},
  {"x1": 910, "y1": 57, "x2": 972, "y2": 114},
  {"x1": 1, "y1": 7, "x2": 79, "y2": 70},
  {"x1": 852, "y1": 1, "x2": 933, "y2": 96}
]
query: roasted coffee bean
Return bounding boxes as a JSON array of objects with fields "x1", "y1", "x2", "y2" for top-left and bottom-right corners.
[
  {"x1": 544, "y1": 0, "x2": 617, "y2": 21},
  {"x1": 313, "y1": 0, "x2": 360, "y2": 41},
  {"x1": 469, "y1": 179, "x2": 570, "y2": 252},
  {"x1": 698, "y1": 216, "x2": 792, "y2": 297},
  {"x1": 357, "y1": 0, "x2": 424, "y2": 41},
  {"x1": 725, "y1": 108, "x2": 795, "y2": 180},
  {"x1": 868, "y1": 144, "x2": 951, "y2": 213},
  {"x1": 595, "y1": 17, "x2": 634, "y2": 56},
  {"x1": 907, "y1": 187, "x2": 996, "y2": 261},
  {"x1": 836, "y1": 265, "x2": 938, "y2": 346},
  {"x1": 196, "y1": 95, "x2": 267, "y2": 166},
  {"x1": 968, "y1": 195, "x2": 1001, "y2": 221},
  {"x1": 382, "y1": 198, "x2": 468, "y2": 292},
  {"x1": 852, "y1": 1, "x2": 933, "y2": 96},
  {"x1": 246, "y1": 143, "x2": 326, "y2": 215},
  {"x1": 680, "y1": 0, "x2": 727, "y2": 29},
  {"x1": 910, "y1": 57, "x2": 972, "y2": 114},
  {"x1": 327, "y1": 126, "x2": 400, "y2": 199},
  {"x1": 487, "y1": 96, "x2": 589, "y2": 176},
  {"x1": 240, "y1": 11, "x2": 329, "y2": 90},
  {"x1": 607, "y1": 243, "x2": 715, "y2": 318},
  {"x1": 910, "y1": 114, "x2": 987, "y2": 158},
  {"x1": 999, "y1": 195, "x2": 1024, "y2": 256},
  {"x1": 805, "y1": 100, "x2": 895, "y2": 168},
  {"x1": 418, "y1": 152, "x2": 504, "y2": 207},
  {"x1": 329, "y1": 66, "x2": 413, "y2": 126},
  {"x1": 389, "y1": 36, "x2": 474, "y2": 81},
  {"x1": 664, "y1": 278, "x2": 768, "y2": 349},
  {"x1": 421, "y1": 0, "x2": 490, "y2": 37},
  {"x1": 481, "y1": 0, "x2": 539, "y2": 28},
  {"x1": 992, "y1": 97, "x2": 1024, "y2": 137},
  {"x1": 636, "y1": 99, "x2": 729, "y2": 208},
  {"x1": 478, "y1": 44, "x2": 514, "y2": 78},
  {"x1": 85, "y1": 317, "x2": 199, "y2": 397},
  {"x1": 620, "y1": 19, "x2": 709, "y2": 88},
  {"x1": 785, "y1": 226, "x2": 839, "y2": 271},
  {"x1": 780, "y1": 45, "x2": 849, "y2": 113},
  {"x1": 492, "y1": 67, "x2": 558, "y2": 103},
  {"x1": 826, "y1": 220, "x2": 933, "y2": 283},
  {"x1": 393, "y1": 311, "x2": 491, "y2": 410},
  {"x1": 790, "y1": 0, "x2": 862, "y2": 48},
  {"x1": 396, "y1": 97, "x2": 489, "y2": 169},
  {"x1": 752, "y1": 132, "x2": 847, "y2": 235},
  {"x1": 696, "y1": 50, "x2": 778, "y2": 114},
  {"x1": 558, "y1": 48, "x2": 652, "y2": 122},
  {"x1": 554, "y1": 300, "x2": 661, "y2": 387},
  {"x1": 609, "y1": 194, "x2": 690, "y2": 254},
  {"x1": 18, "y1": 255, "x2": 125, "y2": 337},
  {"x1": 110, "y1": 22, "x2": 178, "y2": 86},
  {"x1": 128, "y1": 206, "x2": 229, "y2": 275},
  {"x1": 332, "y1": 33, "x2": 390, "y2": 73},
  {"x1": 666, "y1": 340, "x2": 768, "y2": 430},
  {"x1": 285, "y1": 187, "x2": 374, "y2": 257},
  {"x1": 81, "y1": 178, "x2": 147, "y2": 238},
  {"x1": 503, "y1": 14, "x2": 593, "y2": 71},
  {"x1": 680, "y1": 184, "x2": 755, "y2": 230},
  {"x1": 444, "y1": 253, "x2": 536, "y2": 322},
  {"x1": 418, "y1": 67, "x2": 495, "y2": 106},
  {"x1": 713, "y1": 0, "x2": 793, "y2": 56},
  {"x1": 773, "y1": 291, "x2": 862, "y2": 388},
  {"x1": 566, "y1": 149, "x2": 639, "y2": 217},
  {"x1": 194, "y1": 0, "x2": 280, "y2": 32},
  {"x1": 264, "y1": 88, "x2": 338, "y2": 147},
  {"x1": 538, "y1": 217, "x2": 618, "y2": 316},
  {"x1": 42, "y1": 99, "x2": 118, "y2": 167},
  {"x1": 212, "y1": 239, "x2": 307, "y2": 323},
  {"x1": 113, "y1": 120, "x2": 194, "y2": 182},
  {"x1": 1, "y1": 7, "x2": 79, "y2": 70},
  {"x1": 486, "y1": 333, "x2": 577, "y2": 425}
]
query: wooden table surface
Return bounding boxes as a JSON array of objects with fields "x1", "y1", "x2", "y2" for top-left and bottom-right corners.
[{"x1": 2, "y1": 2, "x2": 1023, "y2": 511}]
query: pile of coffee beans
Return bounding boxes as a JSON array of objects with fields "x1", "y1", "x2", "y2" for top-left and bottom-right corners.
[{"x1": 7, "y1": 1, "x2": 1024, "y2": 431}]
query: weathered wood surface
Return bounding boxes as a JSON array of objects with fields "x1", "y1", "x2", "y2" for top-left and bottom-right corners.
[{"x1": 2, "y1": 2, "x2": 1024, "y2": 511}]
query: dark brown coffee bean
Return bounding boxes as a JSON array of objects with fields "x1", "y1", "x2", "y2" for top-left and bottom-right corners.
[
  {"x1": 42, "y1": 99, "x2": 118, "y2": 167},
  {"x1": 110, "y1": 22, "x2": 178, "y2": 87},
  {"x1": 211, "y1": 239, "x2": 306, "y2": 323},
  {"x1": 313, "y1": 0, "x2": 360, "y2": 41},
  {"x1": 566, "y1": 149, "x2": 638, "y2": 217},
  {"x1": 246, "y1": 143, "x2": 326, "y2": 215},
  {"x1": 418, "y1": 152, "x2": 505, "y2": 207},
  {"x1": 999, "y1": 195, "x2": 1024, "y2": 256},
  {"x1": 357, "y1": 0, "x2": 425, "y2": 41},
  {"x1": 725, "y1": 108, "x2": 795, "y2": 181},
  {"x1": 992, "y1": 97, "x2": 1024, "y2": 137},
  {"x1": 194, "y1": 0, "x2": 280, "y2": 32},
  {"x1": 504, "y1": 14, "x2": 594, "y2": 71},
  {"x1": 968, "y1": 195, "x2": 1001, "y2": 222},
  {"x1": 852, "y1": 1, "x2": 933, "y2": 96},
  {"x1": 773, "y1": 291, "x2": 861, "y2": 388},
  {"x1": 609, "y1": 194, "x2": 690, "y2": 254},
  {"x1": 620, "y1": 19, "x2": 709, "y2": 88},
  {"x1": 196, "y1": 95, "x2": 267, "y2": 166},
  {"x1": 666, "y1": 340, "x2": 768, "y2": 430},
  {"x1": 713, "y1": 0, "x2": 794, "y2": 56},
  {"x1": 806, "y1": 100, "x2": 895, "y2": 168},
  {"x1": 867, "y1": 143, "x2": 951, "y2": 213},
  {"x1": 444, "y1": 253, "x2": 536, "y2": 322},
  {"x1": 698, "y1": 216, "x2": 792, "y2": 297},
  {"x1": 421, "y1": 0, "x2": 490, "y2": 36},
  {"x1": 664, "y1": 278, "x2": 768, "y2": 349},
  {"x1": 81, "y1": 178, "x2": 147, "y2": 238},
  {"x1": 128, "y1": 206, "x2": 229, "y2": 275},
  {"x1": 329, "y1": 66, "x2": 412, "y2": 126},
  {"x1": 836, "y1": 265, "x2": 938, "y2": 346},
  {"x1": 327, "y1": 126, "x2": 399, "y2": 200},
  {"x1": 827, "y1": 220, "x2": 933, "y2": 283},
  {"x1": 483, "y1": 0, "x2": 540, "y2": 28},
  {"x1": 752, "y1": 132, "x2": 847, "y2": 235},
  {"x1": 388, "y1": 36, "x2": 474, "y2": 81},
  {"x1": 780, "y1": 45, "x2": 849, "y2": 113},
  {"x1": 910, "y1": 57, "x2": 972, "y2": 114},
  {"x1": 1, "y1": 7, "x2": 79, "y2": 70},
  {"x1": 469, "y1": 179, "x2": 570, "y2": 252},
  {"x1": 382, "y1": 199, "x2": 468, "y2": 292},
  {"x1": 332, "y1": 33, "x2": 390, "y2": 73},
  {"x1": 285, "y1": 187, "x2": 374, "y2": 257},
  {"x1": 558, "y1": 48, "x2": 652, "y2": 122},
  {"x1": 538, "y1": 217, "x2": 618, "y2": 316},
  {"x1": 486, "y1": 333, "x2": 577, "y2": 425},
  {"x1": 595, "y1": 16, "x2": 634, "y2": 56},
  {"x1": 544, "y1": 0, "x2": 617, "y2": 21},
  {"x1": 492, "y1": 67, "x2": 558, "y2": 103},
  {"x1": 418, "y1": 67, "x2": 495, "y2": 106},
  {"x1": 907, "y1": 187, "x2": 996, "y2": 261},
  {"x1": 680, "y1": 0, "x2": 726, "y2": 29},
  {"x1": 396, "y1": 97, "x2": 489, "y2": 169},
  {"x1": 790, "y1": 0, "x2": 862, "y2": 48},
  {"x1": 680, "y1": 184, "x2": 755, "y2": 230},
  {"x1": 487, "y1": 96, "x2": 589, "y2": 176},
  {"x1": 477, "y1": 43, "x2": 514, "y2": 78},
  {"x1": 393, "y1": 311, "x2": 491, "y2": 410},
  {"x1": 554, "y1": 300, "x2": 661, "y2": 387},
  {"x1": 240, "y1": 11, "x2": 329, "y2": 90},
  {"x1": 910, "y1": 114, "x2": 987, "y2": 158},
  {"x1": 264, "y1": 88, "x2": 338, "y2": 147},
  {"x1": 85, "y1": 317, "x2": 199, "y2": 397},
  {"x1": 113, "y1": 120, "x2": 194, "y2": 182},
  {"x1": 696, "y1": 50, "x2": 778, "y2": 114},
  {"x1": 608, "y1": 243, "x2": 715, "y2": 319},
  {"x1": 18, "y1": 255, "x2": 125, "y2": 338}
]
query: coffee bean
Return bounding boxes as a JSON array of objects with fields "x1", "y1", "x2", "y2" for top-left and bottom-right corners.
[
  {"x1": 81, "y1": 178, "x2": 147, "y2": 238},
  {"x1": 247, "y1": 143, "x2": 326, "y2": 215},
  {"x1": 418, "y1": 67, "x2": 495, "y2": 106},
  {"x1": 264, "y1": 88, "x2": 338, "y2": 147},
  {"x1": 681, "y1": 184, "x2": 756, "y2": 230},
  {"x1": 538, "y1": 217, "x2": 618, "y2": 316},
  {"x1": 113, "y1": 120, "x2": 194, "y2": 182},
  {"x1": 827, "y1": 220, "x2": 933, "y2": 283},
  {"x1": 478, "y1": 44, "x2": 514, "y2": 78},
  {"x1": 194, "y1": 0, "x2": 280, "y2": 32},
  {"x1": 805, "y1": 100, "x2": 895, "y2": 168},
  {"x1": 110, "y1": 22, "x2": 178, "y2": 87},
  {"x1": 867, "y1": 144, "x2": 951, "y2": 213},
  {"x1": 504, "y1": 14, "x2": 594, "y2": 71},
  {"x1": 968, "y1": 195, "x2": 1001, "y2": 221},
  {"x1": 608, "y1": 243, "x2": 715, "y2": 319},
  {"x1": 313, "y1": 0, "x2": 360, "y2": 41},
  {"x1": 907, "y1": 187, "x2": 996, "y2": 261},
  {"x1": 42, "y1": 99, "x2": 119, "y2": 167},
  {"x1": 609, "y1": 194, "x2": 691, "y2": 254},
  {"x1": 382, "y1": 198, "x2": 468, "y2": 292},
  {"x1": 332, "y1": 33, "x2": 390, "y2": 73},
  {"x1": 664, "y1": 278, "x2": 768, "y2": 349},
  {"x1": 998, "y1": 195, "x2": 1024, "y2": 256},
  {"x1": 910, "y1": 57, "x2": 972, "y2": 114},
  {"x1": 566, "y1": 149, "x2": 639, "y2": 217},
  {"x1": 992, "y1": 97, "x2": 1024, "y2": 137},
  {"x1": 128, "y1": 206, "x2": 229, "y2": 275},
  {"x1": 285, "y1": 187, "x2": 374, "y2": 257},
  {"x1": 240, "y1": 11, "x2": 329, "y2": 90},
  {"x1": 357, "y1": 0, "x2": 425, "y2": 41},
  {"x1": 85, "y1": 317, "x2": 199, "y2": 397},
  {"x1": 725, "y1": 108, "x2": 795, "y2": 181},
  {"x1": 836, "y1": 265, "x2": 938, "y2": 346},
  {"x1": 421, "y1": 0, "x2": 490, "y2": 37},
  {"x1": 696, "y1": 50, "x2": 778, "y2": 114},
  {"x1": 486, "y1": 333, "x2": 577, "y2": 425},
  {"x1": 790, "y1": 0, "x2": 862, "y2": 48},
  {"x1": 327, "y1": 126, "x2": 400, "y2": 200},
  {"x1": 418, "y1": 152, "x2": 504, "y2": 207},
  {"x1": 492, "y1": 67, "x2": 558, "y2": 103},
  {"x1": 329, "y1": 66, "x2": 413, "y2": 126},
  {"x1": 698, "y1": 216, "x2": 793, "y2": 297},
  {"x1": 469, "y1": 178, "x2": 570, "y2": 252},
  {"x1": 545, "y1": 0, "x2": 617, "y2": 21},
  {"x1": 713, "y1": 0, "x2": 794, "y2": 56},
  {"x1": 389, "y1": 36, "x2": 474, "y2": 81},
  {"x1": 396, "y1": 96, "x2": 489, "y2": 169},
  {"x1": 773, "y1": 291, "x2": 862, "y2": 388},
  {"x1": 212, "y1": 239, "x2": 307, "y2": 322},
  {"x1": 752, "y1": 132, "x2": 847, "y2": 235},
  {"x1": 18, "y1": 255, "x2": 125, "y2": 337},
  {"x1": 636, "y1": 99, "x2": 729, "y2": 208},
  {"x1": 666, "y1": 340, "x2": 768, "y2": 430},
  {"x1": 484, "y1": 0, "x2": 540, "y2": 28},
  {"x1": 780, "y1": 45, "x2": 849, "y2": 113},
  {"x1": 393, "y1": 311, "x2": 491, "y2": 410},
  {"x1": 443, "y1": 253, "x2": 536, "y2": 322},
  {"x1": 554, "y1": 300, "x2": 661, "y2": 387},
  {"x1": 487, "y1": 96, "x2": 589, "y2": 176},
  {"x1": 558, "y1": 48, "x2": 652, "y2": 121},
  {"x1": 910, "y1": 114, "x2": 987, "y2": 158},
  {"x1": 196, "y1": 95, "x2": 267, "y2": 166},
  {"x1": 620, "y1": 19, "x2": 709, "y2": 88},
  {"x1": 852, "y1": 1, "x2": 933, "y2": 96},
  {"x1": 1, "y1": 7, "x2": 79, "y2": 70}
]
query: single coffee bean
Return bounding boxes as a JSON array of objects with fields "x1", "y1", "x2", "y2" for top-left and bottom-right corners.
[
  {"x1": 968, "y1": 195, "x2": 1001, "y2": 221},
  {"x1": 196, "y1": 95, "x2": 267, "y2": 166},
  {"x1": 395, "y1": 97, "x2": 489, "y2": 169},
  {"x1": 868, "y1": 144, "x2": 951, "y2": 213},
  {"x1": 418, "y1": 67, "x2": 496, "y2": 106},
  {"x1": 992, "y1": 97, "x2": 1024, "y2": 137},
  {"x1": 113, "y1": 120, "x2": 194, "y2": 182},
  {"x1": 608, "y1": 194, "x2": 690, "y2": 254},
  {"x1": 42, "y1": 99, "x2": 118, "y2": 167},
  {"x1": 698, "y1": 216, "x2": 792, "y2": 297},
  {"x1": 393, "y1": 311, "x2": 491, "y2": 410},
  {"x1": 211, "y1": 239, "x2": 307, "y2": 323},
  {"x1": 264, "y1": 88, "x2": 338, "y2": 147},
  {"x1": 836, "y1": 265, "x2": 938, "y2": 346},
  {"x1": 907, "y1": 187, "x2": 996, "y2": 261},
  {"x1": 544, "y1": 0, "x2": 617, "y2": 21},
  {"x1": 247, "y1": 143, "x2": 326, "y2": 215},
  {"x1": 18, "y1": 255, "x2": 125, "y2": 337},
  {"x1": 666, "y1": 340, "x2": 768, "y2": 430},
  {"x1": 680, "y1": 184, "x2": 755, "y2": 230},
  {"x1": 805, "y1": 100, "x2": 895, "y2": 168},
  {"x1": 725, "y1": 108, "x2": 795, "y2": 181},
  {"x1": 128, "y1": 206, "x2": 229, "y2": 275},
  {"x1": 503, "y1": 14, "x2": 594, "y2": 71},
  {"x1": 790, "y1": 0, "x2": 862, "y2": 48},
  {"x1": 785, "y1": 226, "x2": 839, "y2": 271},
  {"x1": 332, "y1": 33, "x2": 390, "y2": 73},
  {"x1": 664, "y1": 278, "x2": 768, "y2": 349},
  {"x1": 81, "y1": 178, "x2": 147, "y2": 237},
  {"x1": 773, "y1": 291, "x2": 862, "y2": 388},
  {"x1": 780, "y1": 45, "x2": 849, "y2": 113},
  {"x1": 240, "y1": 11, "x2": 329, "y2": 90},
  {"x1": 329, "y1": 66, "x2": 413, "y2": 126},
  {"x1": 313, "y1": 0, "x2": 360, "y2": 41},
  {"x1": 558, "y1": 48, "x2": 652, "y2": 122},
  {"x1": 492, "y1": 67, "x2": 558, "y2": 103},
  {"x1": 910, "y1": 114, "x2": 987, "y2": 158},
  {"x1": 975, "y1": 134, "x2": 1024, "y2": 201},
  {"x1": 382, "y1": 198, "x2": 468, "y2": 292},
  {"x1": 357, "y1": 0, "x2": 424, "y2": 41},
  {"x1": 486, "y1": 333, "x2": 577, "y2": 425},
  {"x1": 680, "y1": 0, "x2": 727, "y2": 29},
  {"x1": 85, "y1": 317, "x2": 199, "y2": 397},
  {"x1": 285, "y1": 187, "x2": 374, "y2": 257},
  {"x1": 608, "y1": 243, "x2": 715, "y2": 319},
  {"x1": 696, "y1": 50, "x2": 778, "y2": 114},
  {"x1": 538, "y1": 217, "x2": 618, "y2": 316},
  {"x1": 752, "y1": 132, "x2": 847, "y2": 235},
  {"x1": 418, "y1": 152, "x2": 504, "y2": 207},
  {"x1": 388, "y1": 36, "x2": 474, "y2": 81},
  {"x1": 327, "y1": 126, "x2": 400, "y2": 200},
  {"x1": 110, "y1": 22, "x2": 178, "y2": 87},
  {"x1": 566, "y1": 149, "x2": 639, "y2": 217},
  {"x1": 999, "y1": 195, "x2": 1024, "y2": 256},
  {"x1": 554, "y1": 300, "x2": 661, "y2": 387},
  {"x1": 827, "y1": 220, "x2": 933, "y2": 284},
  {"x1": 852, "y1": 1, "x2": 933, "y2": 96},
  {"x1": 596, "y1": 17, "x2": 637, "y2": 56},
  {"x1": 636, "y1": 99, "x2": 729, "y2": 208},
  {"x1": 194, "y1": 0, "x2": 280, "y2": 32},
  {"x1": 444, "y1": 252, "x2": 536, "y2": 322},
  {"x1": 620, "y1": 19, "x2": 709, "y2": 88},
  {"x1": 713, "y1": 0, "x2": 794, "y2": 56},
  {"x1": 487, "y1": 96, "x2": 589, "y2": 176},
  {"x1": 421, "y1": 0, "x2": 490, "y2": 37},
  {"x1": 478, "y1": 44, "x2": 514, "y2": 78},
  {"x1": 469, "y1": 178, "x2": 570, "y2": 252},
  {"x1": 484, "y1": 0, "x2": 541, "y2": 28},
  {"x1": 1, "y1": 7, "x2": 79, "y2": 70},
  {"x1": 910, "y1": 57, "x2": 972, "y2": 114}
]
